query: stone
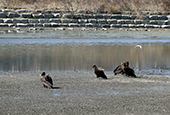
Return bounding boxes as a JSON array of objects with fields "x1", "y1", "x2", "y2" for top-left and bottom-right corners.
[
  {"x1": 63, "y1": 14, "x2": 73, "y2": 18},
  {"x1": 0, "y1": 23, "x2": 8, "y2": 27},
  {"x1": 102, "y1": 24, "x2": 110, "y2": 28},
  {"x1": 149, "y1": 15, "x2": 158, "y2": 20},
  {"x1": 122, "y1": 15, "x2": 130, "y2": 19},
  {"x1": 61, "y1": 19, "x2": 70, "y2": 23},
  {"x1": 49, "y1": 19, "x2": 61, "y2": 23},
  {"x1": 88, "y1": 19, "x2": 96, "y2": 23},
  {"x1": 134, "y1": 20, "x2": 143, "y2": 24},
  {"x1": 12, "y1": 19, "x2": 21, "y2": 23},
  {"x1": 158, "y1": 15, "x2": 168, "y2": 20},
  {"x1": 0, "y1": 19, "x2": 3, "y2": 23},
  {"x1": 32, "y1": 14, "x2": 43, "y2": 18},
  {"x1": 70, "y1": 19, "x2": 78, "y2": 23},
  {"x1": 161, "y1": 25, "x2": 170, "y2": 28},
  {"x1": 34, "y1": 23, "x2": 43, "y2": 27},
  {"x1": 97, "y1": 19, "x2": 107, "y2": 24},
  {"x1": 107, "y1": 19, "x2": 117, "y2": 24},
  {"x1": 16, "y1": 23, "x2": 29, "y2": 27},
  {"x1": 111, "y1": 14, "x2": 122, "y2": 19},
  {"x1": 164, "y1": 20, "x2": 170, "y2": 25},
  {"x1": 117, "y1": 20, "x2": 125, "y2": 24},
  {"x1": 20, "y1": 19, "x2": 28, "y2": 23},
  {"x1": 18, "y1": 9, "x2": 29, "y2": 13},
  {"x1": 21, "y1": 13, "x2": 32, "y2": 18},
  {"x1": 43, "y1": 14, "x2": 54, "y2": 18},
  {"x1": 125, "y1": 20, "x2": 134, "y2": 24},
  {"x1": 0, "y1": 12, "x2": 7, "y2": 18},
  {"x1": 3, "y1": 19, "x2": 13, "y2": 23},
  {"x1": 149, "y1": 20, "x2": 158, "y2": 25},
  {"x1": 85, "y1": 23, "x2": 93, "y2": 27},
  {"x1": 103, "y1": 14, "x2": 111, "y2": 19},
  {"x1": 51, "y1": 23, "x2": 59, "y2": 27},
  {"x1": 43, "y1": 23, "x2": 51, "y2": 27},
  {"x1": 110, "y1": 24, "x2": 121, "y2": 28},
  {"x1": 8, "y1": 12, "x2": 20, "y2": 18},
  {"x1": 38, "y1": 19, "x2": 50, "y2": 23},
  {"x1": 59, "y1": 23, "x2": 69, "y2": 27},
  {"x1": 29, "y1": 19, "x2": 39, "y2": 23},
  {"x1": 68, "y1": 23, "x2": 79, "y2": 27},
  {"x1": 94, "y1": 14, "x2": 103, "y2": 19},
  {"x1": 53, "y1": 13, "x2": 61, "y2": 18}
]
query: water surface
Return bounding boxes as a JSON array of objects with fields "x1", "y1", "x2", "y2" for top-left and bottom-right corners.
[{"x1": 0, "y1": 29, "x2": 170, "y2": 73}]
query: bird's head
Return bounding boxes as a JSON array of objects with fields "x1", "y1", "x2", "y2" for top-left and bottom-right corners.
[
  {"x1": 40, "y1": 71, "x2": 46, "y2": 76},
  {"x1": 92, "y1": 64, "x2": 97, "y2": 69}
]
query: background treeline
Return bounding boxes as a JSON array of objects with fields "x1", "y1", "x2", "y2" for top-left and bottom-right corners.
[{"x1": 1, "y1": 0, "x2": 170, "y2": 13}]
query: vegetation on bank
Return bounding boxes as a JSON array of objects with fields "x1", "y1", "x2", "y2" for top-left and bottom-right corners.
[{"x1": 0, "y1": 0, "x2": 170, "y2": 14}]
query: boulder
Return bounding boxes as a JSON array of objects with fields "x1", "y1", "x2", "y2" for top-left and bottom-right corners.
[
  {"x1": 8, "y1": 12, "x2": 20, "y2": 18},
  {"x1": 0, "y1": 12, "x2": 7, "y2": 18}
]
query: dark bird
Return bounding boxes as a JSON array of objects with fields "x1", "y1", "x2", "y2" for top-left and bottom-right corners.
[
  {"x1": 124, "y1": 67, "x2": 137, "y2": 78},
  {"x1": 92, "y1": 64, "x2": 107, "y2": 79},
  {"x1": 114, "y1": 61, "x2": 137, "y2": 78},
  {"x1": 114, "y1": 61, "x2": 129, "y2": 75},
  {"x1": 40, "y1": 71, "x2": 53, "y2": 89}
]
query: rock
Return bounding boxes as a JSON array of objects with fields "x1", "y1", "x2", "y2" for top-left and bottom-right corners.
[
  {"x1": 110, "y1": 24, "x2": 121, "y2": 28},
  {"x1": 53, "y1": 13, "x2": 61, "y2": 18},
  {"x1": 32, "y1": 13, "x2": 43, "y2": 18},
  {"x1": 43, "y1": 14, "x2": 54, "y2": 18},
  {"x1": 94, "y1": 14, "x2": 103, "y2": 19},
  {"x1": 51, "y1": 23, "x2": 59, "y2": 27},
  {"x1": 88, "y1": 19, "x2": 97, "y2": 23},
  {"x1": 20, "y1": 19, "x2": 28, "y2": 23},
  {"x1": 63, "y1": 14, "x2": 73, "y2": 18},
  {"x1": 111, "y1": 14, "x2": 122, "y2": 19},
  {"x1": 158, "y1": 15, "x2": 168, "y2": 20},
  {"x1": 117, "y1": 20, "x2": 125, "y2": 24},
  {"x1": 98, "y1": 19, "x2": 107, "y2": 24},
  {"x1": 0, "y1": 23, "x2": 8, "y2": 27},
  {"x1": 107, "y1": 19, "x2": 117, "y2": 24},
  {"x1": 3, "y1": 19, "x2": 13, "y2": 23},
  {"x1": 61, "y1": 19, "x2": 70, "y2": 23},
  {"x1": 68, "y1": 23, "x2": 79, "y2": 27},
  {"x1": 0, "y1": 12, "x2": 7, "y2": 18},
  {"x1": 12, "y1": 19, "x2": 20, "y2": 23},
  {"x1": 0, "y1": 19, "x2": 3, "y2": 23},
  {"x1": 29, "y1": 19, "x2": 39, "y2": 23},
  {"x1": 8, "y1": 12, "x2": 20, "y2": 18},
  {"x1": 49, "y1": 19, "x2": 61, "y2": 23},
  {"x1": 134, "y1": 20, "x2": 143, "y2": 24},
  {"x1": 34, "y1": 23, "x2": 43, "y2": 27},
  {"x1": 85, "y1": 23, "x2": 93, "y2": 27},
  {"x1": 38, "y1": 19, "x2": 50, "y2": 23},
  {"x1": 161, "y1": 25, "x2": 170, "y2": 28},
  {"x1": 16, "y1": 23, "x2": 29, "y2": 27},
  {"x1": 21, "y1": 13, "x2": 32, "y2": 18},
  {"x1": 43, "y1": 23, "x2": 51, "y2": 27}
]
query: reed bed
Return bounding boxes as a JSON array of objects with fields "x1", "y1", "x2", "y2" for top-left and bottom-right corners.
[{"x1": 0, "y1": 0, "x2": 170, "y2": 13}]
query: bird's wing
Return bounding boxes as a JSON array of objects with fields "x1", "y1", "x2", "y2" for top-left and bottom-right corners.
[
  {"x1": 41, "y1": 76, "x2": 52, "y2": 87},
  {"x1": 98, "y1": 67, "x2": 105, "y2": 71}
]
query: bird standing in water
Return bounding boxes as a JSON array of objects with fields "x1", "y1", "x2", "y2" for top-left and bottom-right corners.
[
  {"x1": 40, "y1": 71, "x2": 53, "y2": 89},
  {"x1": 92, "y1": 64, "x2": 107, "y2": 79}
]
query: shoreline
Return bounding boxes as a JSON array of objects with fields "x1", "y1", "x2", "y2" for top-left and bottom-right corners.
[{"x1": 1, "y1": 72, "x2": 170, "y2": 114}]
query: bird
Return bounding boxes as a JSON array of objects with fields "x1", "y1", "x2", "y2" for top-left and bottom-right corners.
[
  {"x1": 92, "y1": 64, "x2": 107, "y2": 79},
  {"x1": 134, "y1": 45, "x2": 143, "y2": 49},
  {"x1": 114, "y1": 61, "x2": 129, "y2": 75},
  {"x1": 114, "y1": 61, "x2": 137, "y2": 78},
  {"x1": 40, "y1": 71, "x2": 53, "y2": 89}
]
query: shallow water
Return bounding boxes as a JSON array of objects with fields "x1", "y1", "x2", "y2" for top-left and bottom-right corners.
[{"x1": 0, "y1": 29, "x2": 170, "y2": 73}]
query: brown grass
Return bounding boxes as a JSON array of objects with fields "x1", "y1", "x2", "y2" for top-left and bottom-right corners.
[{"x1": 0, "y1": 0, "x2": 170, "y2": 13}]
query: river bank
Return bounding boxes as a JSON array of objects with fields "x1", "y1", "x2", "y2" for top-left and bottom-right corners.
[{"x1": 1, "y1": 72, "x2": 170, "y2": 115}]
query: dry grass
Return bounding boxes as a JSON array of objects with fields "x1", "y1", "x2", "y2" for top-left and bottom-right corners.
[{"x1": 0, "y1": 0, "x2": 170, "y2": 13}]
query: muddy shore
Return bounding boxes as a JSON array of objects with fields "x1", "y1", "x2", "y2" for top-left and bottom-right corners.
[{"x1": 0, "y1": 72, "x2": 170, "y2": 115}]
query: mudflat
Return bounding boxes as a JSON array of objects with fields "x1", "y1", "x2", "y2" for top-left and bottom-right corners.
[{"x1": 0, "y1": 72, "x2": 170, "y2": 115}]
